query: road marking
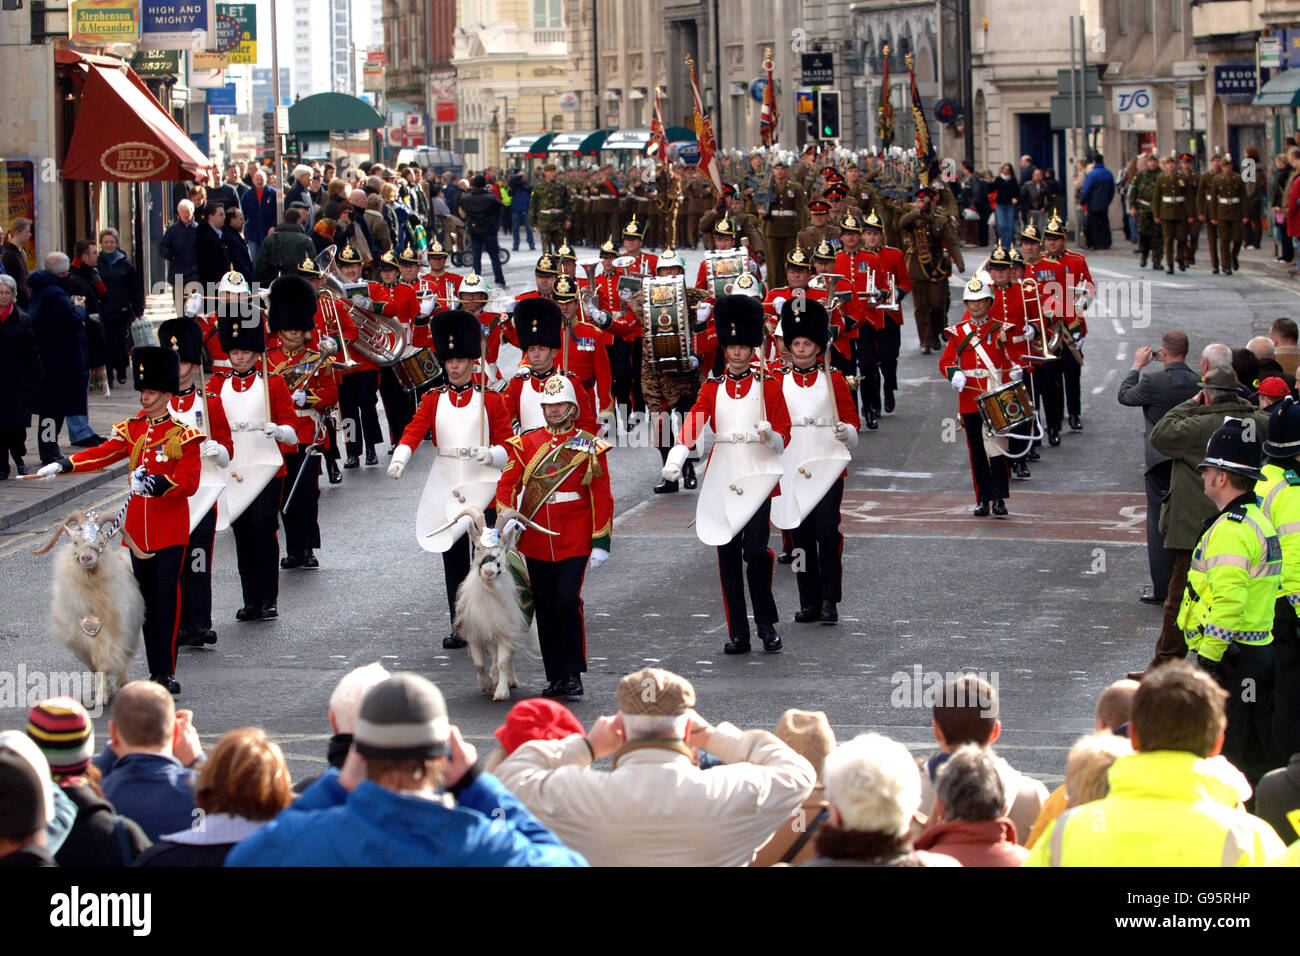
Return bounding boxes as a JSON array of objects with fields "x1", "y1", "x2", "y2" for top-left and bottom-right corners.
[
  {"x1": 854, "y1": 468, "x2": 934, "y2": 479},
  {"x1": 1114, "y1": 346, "x2": 1126, "y2": 361},
  {"x1": 1091, "y1": 367, "x2": 1118, "y2": 394},
  {"x1": 1110, "y1": 318, "x2": 1125, "y2": 335},
  {"x1": 612, "y1": 498, "x2": 652, "y2": 528},
  {"x1": 1090, "y1": 267, "x2": 1130, "y2": 279}
]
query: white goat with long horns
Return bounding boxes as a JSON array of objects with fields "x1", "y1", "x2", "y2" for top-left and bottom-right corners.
[
  {"x1": 33, "y1": 507, "x2": 150, "y2": 706},
  {"x1": 449, "y1": 506, "x2": 546, "y2": 701}
]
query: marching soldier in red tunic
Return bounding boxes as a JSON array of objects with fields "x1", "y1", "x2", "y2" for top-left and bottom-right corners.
[
  {"x1": 938, "y1": 277, "x2": 1024, "y2": 517},
  {"x1": 328, "y1": 245, "x2": 384, "y2": 470},
  {"x1": 773, "y1": 299, "x2": 860, "y2": 624},
  {"x1": 503, "y1": 297, "x2": 600, "y2": 435},
  {"x1": 184, "y1": 269, "x2": 254, "y2": 376},
  {"x1": 422, "y1": 238, "x2": 463, "y2": 304},
  {"x1": 501, "y1": 254, "x2": 562, "y2": 361},
  {"x1": 1019, "y1": 221, "x2": 1068, "y2": 447},
  {"x1": 358, "y1": 249, "x2": 419, "y2": 452},
  {"x1": 39, "y1": 347, "x2": 204, "y2": 694},
  {"x1": 389, "y1": 309, "x2": 514, "y2": 650},
  {"x1": 984, "y1": 242, "x2": 1039, "y2": 479},
  {"x1": 397, "y1": 244, "x2": 437, "y2": 350},
  {"x1": 841, "y1": 210, "x2": 911, "y2": 424},
  {"x1": 1042, "y1": 214, "x2": 1091, "y2": 433},
  {"x1": 156, "y1": 318, "x2": 234, "y2": 649},
  {"x1": 665, "y1": 295, "x2": 792, "y2": 655},
  {"x1": 455, "y1": 273, "x2": 505, "y2": 379},
  {"x1": 266, "y1": 274, "x2": 340, "y2": 571},
  {"x1": 495, "y1": 375, "x2": 614, "y2": 698},
  {"x1": 213, "y1": 309, "x2": 301, "y2": 622},
  {"x1": 619, "y1": 217, "x2": 659, "y2": 276},
  {"x1": 590, "y1": 239, "x2": 644, "y2": 420},
  {"x1": 552, "y1": 273, "x2": 614, "y2": 418}
]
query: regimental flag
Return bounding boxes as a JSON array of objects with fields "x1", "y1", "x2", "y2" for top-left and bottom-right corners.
[
  {"x1": 760, "y1": 48, "x2": 779, "y2": 147},
  {"x1": 878, "y1": 44, "x2": 895, "y2": 150},
  {"x1": 907, "y1": 51, "x2": 940, "y2": 186},
  {"x1": 688, "y1": 54, "x2": 723, "y2": 198},
  {"x1": 647, "y1": 85, "x2": 669, "y2": 163}
]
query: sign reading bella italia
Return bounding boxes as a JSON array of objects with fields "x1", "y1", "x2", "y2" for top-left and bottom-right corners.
[{"x1": 100, "y1": 142, "x2": 171, "y2": 179}]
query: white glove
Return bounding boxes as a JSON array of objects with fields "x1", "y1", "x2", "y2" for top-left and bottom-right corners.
[
  {"x1": 756, "y1": 420, "x2": 784, "y2": 454},
  {"x1": 1076, "y1": 292, "x2": 1092, "y2": 311},
  {"x1": 505, "y1": 298, "x2": 518, "y2": 314},
  {"x1": 200, "y1": 439, "x2": 230, "y2": 467},
  {"x1": 264, "y1": 423, "x2": 298, "y2": 444},
  {"x1": 419, "y1": 295, "x2": 436, "y2": 316},
  {"x1": 502, "y1": 517, "x2": 526, "y2": 541},
  {"x1": 589, "y1": 308, "x2": 611, "y2": 330},
  {"x1": 1072, "y1": 331, "x2": 1085, "y2": 345},
  {"x1": 129, "y1": 465, "x2": 150, "y2": 496},
  {"x1": 588, "y1": 547, "x2": 609, "y2": 570},
  {"x1": 1010, "y1": 367, "x2": 1023, "y2": 383},
  {"x1": 388, "y1": 444, "x2": 411, "y2": 478},
  {"x1": 694, "y1": 302, "x2": 712, "y2": 325},
  {"x1": 771, "y1": 296, "x2": 787, "y2": 314},
  {"x1": 184, "y1": 291, "x2": 203, "y2": 317},
  {"x1": 1024, "y1": 324, "x2": 1037, "y2": 341},
  {"x1": 687, "y1": 354, "x2": 701, "y2": 371},
  {"x1": 37, "y1": 461, "x2": 63, "y2": 479},
  {"x1": 513, "y1": 364, "x2": 531, "y2": 379},
  {"x1": 476, "y1": 445, "x2": 507, "y2": 469},
  {"x1": 352, "y1": 295, "x2": 373, "y2": 311},
  {"x1": 833, "y1": 421, "x2": 855, "y2": 445},
  {"x1": 662, "y1": 443, "x2": 688, "y2": 483},
  {"x1": 950, "y1": 371, "x2": 967, "y2": 391},
  {"x1": 292, "y1": 389, "x2": 308, "y2": 408}
]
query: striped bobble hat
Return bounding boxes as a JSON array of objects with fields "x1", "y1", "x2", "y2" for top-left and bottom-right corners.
[{"x1": 27, "y1": 696, "x2": 93, "y2": 777}]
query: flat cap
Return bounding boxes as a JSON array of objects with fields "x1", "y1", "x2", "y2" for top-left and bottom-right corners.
[{"x1": 616, "y1": 668, "x2": 696, "y2": 716}]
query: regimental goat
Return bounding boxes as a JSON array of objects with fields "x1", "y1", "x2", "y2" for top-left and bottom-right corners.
[
  {"x1": 33, "y1": 508, "x2": 149, "y2": 706},
  {"x1": 449, "y1": 506, "x2": 546, "y2": 701}
]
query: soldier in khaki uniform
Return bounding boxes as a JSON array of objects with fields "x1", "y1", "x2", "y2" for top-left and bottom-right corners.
[
  {"x1": 1197, "y1": 154, "x2": 1222, "y2": 273},
  {"x1": 844, "y1": 163, "x2": 871, "y2": 210},
  {"x1": 898, "y1": 184, "x2": 964, "y2": 353},
  {"x1": 824, "y1": 185, "x2": 862, "y2": 228},
  {"x1": 637, "y1": 174, "x2": 659, "y2": 249},
  {"x1": 676, "y1": 167, "x2": 709, "y2": 249},
  {"x1": 761, "y1": 160, "x2": 809, "y2": 289},
  {"x1": 700, "y1": 184, "x2": 763, "y2": 255},
  {"x1": 797, "y1": 199, "x2": 843, "y2": 252},
  {"x1": 530, "y1": 164, "x2": 572, "y2": 255},
  {"x1": 1210, "y1": 155, "x2": 1247, "y2": 275},
  {"x1": 1179, "y1": 153, "x2": 1202, "y2": 266},
  {"x1": 1155, "y1": 153, "x2": 1190, "y2": 274},
  {"x1": 794, "y1": 146, "x2": 819, "y2": 193}
]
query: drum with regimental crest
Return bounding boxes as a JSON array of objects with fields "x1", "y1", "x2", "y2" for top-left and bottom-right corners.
[
  {"x1": 393, "y1": 347, "x2": 441, "y2": 392},
  {"x1": 639, "y1": 276, "x2": 692, "y2": 374},
  {"x1": 976, "y1": 380, "x2": 1034, "y2": 437}
]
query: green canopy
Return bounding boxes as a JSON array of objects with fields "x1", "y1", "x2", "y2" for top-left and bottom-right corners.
[
  {"x1": 547, "y1": 129, "x2": 612, "y2": 153},
  {"x1": 289, "y1": 92, "x2": 385, "y2": 135},
  {"x1": 502, "y1": 133, "x2": 553, "y2": 155}
]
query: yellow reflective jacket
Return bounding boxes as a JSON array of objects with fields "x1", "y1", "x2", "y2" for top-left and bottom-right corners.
[
  {"x1": 1256, "y1": 463, "x2": 1300, "y2": 613},
  {"x1": 1024, "y1": 751, "x2": 1286, "y2": 866},
  {"x1": 1177, "y1": 495, "x2": 1281, "y2": 663}
]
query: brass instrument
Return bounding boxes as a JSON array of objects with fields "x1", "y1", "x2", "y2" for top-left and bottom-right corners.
[
  {"x1": 315, "y1": 245, "x2": 408, "y2": 367},
  {"x1": 1020, "y1": 277, "x2": 1059, "y2": 362},
  {"x1": 279, "y1": 338, "x2": 339, "y2": 393}
]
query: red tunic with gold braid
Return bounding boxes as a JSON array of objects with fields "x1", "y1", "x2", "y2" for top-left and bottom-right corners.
[
  {"x1": 368, "y1": 279, "x2": 418, "y2": 349},
  {"x1": 560, "y1": 310, "x2": 614, "y2": 416},
  {"x1": 494, "y1": 425, "x2": 613, "y2": 562},
  {"x1": 503, "y1": 368, "x2": 600, "y2": 436},
  {"x1": 265, "y1": 342, "x2": 341, "y2": 446},
  {"x1": 67, "y1": 412, "x2": 204, "y2": 551},
  {"x1": 1055, "y1": 249, "x2": 1093, "y2": 337},
  {"x1": 315, "y1": 295, "x2": 374, "y2": 375},
  {"x1": 989, "y1": 281, "x2": 1033, "y2": 366}
]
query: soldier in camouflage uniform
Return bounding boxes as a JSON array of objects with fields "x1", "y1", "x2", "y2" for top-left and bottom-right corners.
[
  {"x1": 700, "y1": 184, "x2": 764, "y2": 258},
  {"x1": 530, "y1": 163, "x2": 572, "y2": 255},
  {"x1": 1128, "y1": 152, "x2": 1162, "y2": 269},
  {"x1": 1154, "y1": 153, "x2": 1190, "y2": 274}
]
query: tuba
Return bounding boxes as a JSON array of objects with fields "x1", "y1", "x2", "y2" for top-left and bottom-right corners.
[{"x1": 315, "y1": 246, "x2": 409, "y2": 367}]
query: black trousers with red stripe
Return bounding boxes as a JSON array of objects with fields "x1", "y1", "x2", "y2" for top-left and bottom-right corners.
[
  {"x1": 718, "y1": 499, "x2": 778, "y2": 636},
  {"x1": 962, "y1": 412, "x2": 1009, "y2": 504},
  {"x1": 280, "y1": 449, "x2": 321, "y2": 556},
  {"x1": 526, "y1": 554, "x2": 588, "y2": 683},
  {"x1": 233, "y1": 477, "x2": 283, "y2": 610},
  {"x1": 132, "y1": 544, "x2": 184, "y2": 676},
  {"x1": 180, "y1": 506, "x2": 217, "y2": 634},
  {"x1": 793, "y1": 477, "x2": 845, "y2": 608}
]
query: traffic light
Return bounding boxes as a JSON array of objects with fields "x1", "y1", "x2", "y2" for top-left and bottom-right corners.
[{"x1": 818, "y1": 90, "x2": 841, "y2": 140}]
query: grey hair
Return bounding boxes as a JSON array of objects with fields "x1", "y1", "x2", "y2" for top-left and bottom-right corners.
[
  {"x1": 177, "y1": 199, "x2": 195, "y2": 216},
  {"x1": 1202, "y1": 343, "x2": 1233, "y2": 370},
  {"x1": 44, "y1": 251, "x2": 70, "y2": 274},
  {"x1": 934, "y1": 744, "x2": 1005, "y2": 822},
  {"x1": 619, "y1": 713, "x2": 689, "y2": 742},
  {"x1": 0, "y1": 274, "x2": 16, "y2": 293}
]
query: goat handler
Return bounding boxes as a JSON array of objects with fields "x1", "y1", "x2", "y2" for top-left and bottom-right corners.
[
  {"x1": 38, "y1": 347, "x2": 204, "y2": 695},
  {"x1": 388, "y1": 309, "x2": 513, "y2": 650},
  {"x1": 494, "y1": 375, "x2": 613, "y2": 699}
]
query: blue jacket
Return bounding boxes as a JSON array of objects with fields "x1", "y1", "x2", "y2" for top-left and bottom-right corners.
[
  {"x1": 1081, "y1": 165, "x2": 1115, "y2": 209},
  {"x1": 98, "y1": 751, "x2": 199, "y2": 843},
  {"x1": 225, "y1": 768, "x2": 587, "y2": 867},
  {"x1": 28, "y1": 270, "x2": 88, "y2": 418},
  {"x1": 240, "y1": 185, "x2": 278, "y2": 244}
]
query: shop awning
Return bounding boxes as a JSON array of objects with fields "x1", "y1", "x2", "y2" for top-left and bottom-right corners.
[
  {"x1": 289, "y1": 92, "x2": 385, "y2": 135},
  {"x1": 502, "y1": 133, "x2": 553, "y2": 155},
  {"x1": 602, "y1": 126, "x2": 696, "y2": 150},
  {"x1": 1254, "y1": 68, "x2": 1300, "y2": 107},
  {"x1": 60, "y1": 60, "x2": 212, "y2": 182},
  {"x1": 547, "y1": 129, "x2": 612, "y2": 153}
]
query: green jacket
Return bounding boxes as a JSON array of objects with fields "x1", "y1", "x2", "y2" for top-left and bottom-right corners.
[
  {"x1": 1148, "y1": 396, "x2": 1269, "y2": 550},
  {"x1": 1177, "y1": 494, "x2": 1280, "y2": 662}
]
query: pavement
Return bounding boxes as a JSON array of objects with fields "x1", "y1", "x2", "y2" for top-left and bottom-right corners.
[{"x1": 2, "y1": 232, "x2": 1298, "y2": 793}]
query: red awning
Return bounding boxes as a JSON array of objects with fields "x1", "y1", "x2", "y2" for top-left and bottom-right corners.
[{"x1": 61, "y1": 60, "x2": 213, "y2": 182}]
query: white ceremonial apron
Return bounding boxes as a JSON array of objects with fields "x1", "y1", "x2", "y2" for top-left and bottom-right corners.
[
  {"x1": 697, "y1": 378, "x2": 785, "y2": 546},
  {"x1": 216, "y1": 375, "x2": 283, "y2": 530},
  {"x1": 170, "y1": 393, "x2": 229, "y2": 533},
  {"x1": 518, "y1": 375, "x2": 546, "y2": 432},
  {"x1": 772, "y1": 370, "x2": 851, "y2": 530},
  {"x1": 417, "y1": 390, "x2": 502, "y2": 553}
]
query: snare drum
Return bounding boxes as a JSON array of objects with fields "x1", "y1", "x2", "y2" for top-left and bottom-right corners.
[
  {"x1": 976, "y1": 380, "x2": 1034, "y2": 436},
  {"x1": 393, "y1": 347, "x2": 441, "y2": 392}
]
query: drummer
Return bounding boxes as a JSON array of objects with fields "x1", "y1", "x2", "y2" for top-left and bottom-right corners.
[
  {"x1": 550, "y1": 273, "x2": 614, "y2": 419},
  {"x1": 938, "y1": 277, "x2": 1024, "y2": 518},
  {"x1": 694, "y1": 217, "x2": 760, "y2": 292},
  {"x1": 985, "y1": 242, "x2": 1037, "y2": 480}
]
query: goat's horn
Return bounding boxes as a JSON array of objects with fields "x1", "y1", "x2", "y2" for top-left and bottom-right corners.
[
  {"x1": 496, "y1": 506, "x2": 559, "y2": 537},
  {"x1": 32, "y1": 518, "x2": 78, "y2": 556},
  {"x1": 421, "y1": 505, "x2": 487, "y2": 540},
  {"x1": 121, "y1": 530, "x2": 154, "y2": 561}
]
